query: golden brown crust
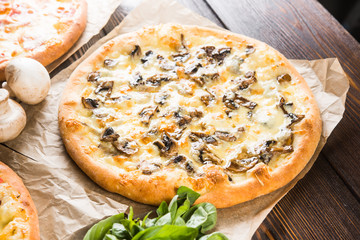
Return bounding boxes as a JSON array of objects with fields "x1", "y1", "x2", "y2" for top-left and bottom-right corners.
[
  {"x1": 59, "y1": 24, "x2": 322, "y2": 208},
  {"x1": 0, "y1": 161, "x2": 40, "y2": 240},
  {"x1": 0, "y1": 0, "x2": 87, "y2": 80}
]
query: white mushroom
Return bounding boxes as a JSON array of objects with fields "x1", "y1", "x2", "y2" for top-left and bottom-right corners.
[
  {"x1": 0, "y1": 89, "x2": 26, "y2": 143},
  {"x1": 1, "y1": 82, "x2": 16, "y2": 98},
  {"x1": 5, "y1": 57, "x2": 51, "y2": 105}
]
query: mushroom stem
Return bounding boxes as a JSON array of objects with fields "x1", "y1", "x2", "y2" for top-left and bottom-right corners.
[{"x1": 0, "y1": 89, "x2": 10, "y2": 115}]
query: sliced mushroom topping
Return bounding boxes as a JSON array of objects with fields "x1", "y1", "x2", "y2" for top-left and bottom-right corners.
[
  {"x1": 113, "y1": 138, "x2": 139, "y2": 155},
  {"x1": 200, "y1": 88, "x2": 216, "y2": 106},
  {"x1": 95, "y1": 81, "x2": 114, "y2": 96},
  {"x1": 87, "y1": 71, "x2": 100, "y2": 82},
  {"x1": 82, "y1": 97, "x2": 99, "y2": 109},
  {"x1": 225, "y1": 109, "x2": 233, "y2": 118},
  {"x1": 109, "y1": 93, "x2": 131, "y2": 102},
  {"x1": 199, "y1": 146, "x2": 222, "y2": 165},
  {"x1": 142, "y1": 127, "x2": 158, "y2": 139},
  {"x1": 215, "y1": 131, "x2": 237, "y2": 142},
  {"x1": 192, "y1": 72, "x2": 219, "y2": 87},
  {"x1": 173, "y1": 109, "x2": 192, "y2": 126},
  {"x1": 198, "y1": 46, "x2": 231, "y2": 65},
  {"x1": 278, "y1": 96, "x2": 288, "y2": 114},
  {"x1": 169, "y1": 155, "x2": 196, "y2": 174},
  {"x1": 185, "y1": 63, "x2": 202, "y2": 75},
  {"x1": 172, "y1": 154, "x2": 186, "y2": 163},
  {"x1": 154, "y1": 93, "x2": 169, "y2": 105},
  {"x1": 233, "y1": 71, "x2": 257, "y2": 90},
  {"x1": 188, "y1": 108, "x2": 203, "y2": 118},
  {"x1": 137, "y1": 161, "x2": 161, "y2": 175},
  {"x1": 129, "y1": 72, "x2": 144, "y2": 87},
  {"x1": 170, "y1": 127, "x2": 186, "y2": 140},
  {"x1": 189, "y1": 132, "x2": 218, "y2": 145},
  {"x1": 277, "y1": 73, "x2": 291, "y2": 83},
  {"x1": 172, "y1": 52, "x2": 190, "y2": 62},
  {"x1": 153, "y1": 132, "x2": 177, "y2": 157},
  {"x1": 212, "y1": 47, "x2": 231, "y2": 65},
  {"x1": 100, "y1": 127, "x2": 119, "y2": 142},
  {"x1": 139, "y1": 105, "x2": 158, "y2": 125},
  {"x1": 179, "y1": 33, "x2": 188, "y2": 51},
  {"x1": 286, "y1": 113, "x2": 305, "y2": 127},
  {"x1": 235, "y1": 96, "x2": 257, "y2": 110},
  {"x1": 104, "y1": 59, "x2": 117, "y2": 68},
  {"x1": 257, "y1": 140, "x2": 276, "y2": 164},
  {"x1": 245, "y1": 44, "x2": 255, "y2": 56},
  {"x1": 130, "y1": 45, "x2": 141, "y2": 57},
  {"x1": 185, "y1": 161, "x2": 196, "y2": 174},
  {"x1": 200, "y1": 46, "x2": 216, "y2": 58},
  {"x1": 222, "y1": 91, "x2": 257, "y2": 110},
  {"x1": 271, "y1": 145, "x2": 293, "y2": 154},
  {"x1": 238, "y1": 126, "x2": 245, "y2": 132},
  {"x1": 225, "y1": 157, "x2": 259, "y2": 173},
  {"x1": 141, "y1": 50, "x2": 153, "y2": 64},
  {"x1": 146, "y1": 74, "x2": 171, "y2": 87}
]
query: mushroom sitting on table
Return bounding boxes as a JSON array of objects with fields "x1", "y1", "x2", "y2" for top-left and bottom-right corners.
[
  {"x1": 5, "y1": 57, "x2": 51, "y2": 105},
  {"x1": 0, "y1": 89, "x2": 26, "y2": 143}
]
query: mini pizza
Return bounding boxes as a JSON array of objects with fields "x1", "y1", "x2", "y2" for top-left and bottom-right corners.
[
  {"x1": 0, "y1": 161, "x2": 39, "y2": 240},
  {"x1": 59, "y1": 24, "x2": 322, "y2": 208},
  {"x1": 0, "y1": 0, "x2": 87, "y2": 80}
]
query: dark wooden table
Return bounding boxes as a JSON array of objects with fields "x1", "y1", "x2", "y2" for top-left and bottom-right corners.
[{"x1": 5, "y1": 0, "x2": 360, "y2": 239}]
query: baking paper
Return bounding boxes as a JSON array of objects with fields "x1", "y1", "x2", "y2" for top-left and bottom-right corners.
[
  {"x1": 46, "y1": 0, "x2": 123, "y2": 72},
  {"x1": 0, "y1": 0, "x2": 349, "y2": 239}
]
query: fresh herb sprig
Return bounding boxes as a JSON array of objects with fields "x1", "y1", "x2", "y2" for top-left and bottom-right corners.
[{"x1": 84, "y1": 186, "x2": 228, "y2": 240}]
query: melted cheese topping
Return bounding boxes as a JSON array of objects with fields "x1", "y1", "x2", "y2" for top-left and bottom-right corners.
[
  {"x1": 0, "y1": 182, "x2": 30, "y2": 240},
  {"x1": 74, "y1": 30, "x2": 309, "y2": 182},
  {"x1": 0, "y1": 0, "x2": 81, "y2": 64}
]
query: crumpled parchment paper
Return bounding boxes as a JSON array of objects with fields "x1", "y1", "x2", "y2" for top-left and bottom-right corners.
[
  {"x1": 46, "y1": 0, "x2": 123, "y2": 72},
  {"x1": 0, "y1": 0, "x2": 349, "y2": 239}
]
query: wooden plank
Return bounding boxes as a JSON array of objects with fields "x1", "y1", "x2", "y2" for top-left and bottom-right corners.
[
  {"x1": 254, "y1": 154, "x2": 360, "y2": 239},
  {"x1": 206, "y1": 0, "x2": 360, "y2": 212},
  {"x1": 45, "y1": 0, "x2": 360, "y2": 239}
]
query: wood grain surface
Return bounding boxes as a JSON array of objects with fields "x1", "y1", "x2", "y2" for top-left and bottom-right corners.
[{"x1": 3, "y1": 0, "x2": 360, "y2": 239}]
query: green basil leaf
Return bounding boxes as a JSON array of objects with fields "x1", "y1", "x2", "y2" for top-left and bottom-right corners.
[
  {"x1": 168, "y1": 195, "x2": 178, "y2": 220},
  {"x1": 177, "y1": 186, "x2": 200, "y2": 206},
  {"x1": 184, "y1": 203, "x2": 217, "y2": 233},
  {"x1": 103, "y1": 234, "x2": 118, "y2": 240},
  {"x1": 174, "y1": 198, "x2": 191, "y2": 220},
  {"x1": 156, "y1": 201, "x2": 168, "y2": 217},
  {"x1": 173, "y1": 216, "x2": 186, "y2": 226},
  {"x1": 132, "y1": 225, "x2": 198, "y2": 240},
  {"x1": 141, "y1": 211, "x2": 152, "y2": 228},
  {"x1": 145, "y1": 218, "x2": 157, "y2": 228},
  {"x1": 83, "y1": 213, "x2": 125, "y2": 240},
  {"x1": 110, "y1": 223, "x2": 131, "y2": 239},
  {"x1": 120, "y1": 219, "x2": 143, "y2": 237},
  {"x1": 198, "y1": 232, "x2": 229, "y2": 240},
  {"x1": 128, "y1": 207, "x2": 134, "y2": 221},
  {"x1": 155, "y1": 212, "x2": 172, "y2": 226}
]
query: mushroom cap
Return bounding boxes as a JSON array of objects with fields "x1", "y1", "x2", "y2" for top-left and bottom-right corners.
[
  {"x1": 0, "y1": 89, "x2": 27, "y2": 143},
  {"x1": 5, "y1": 57, "x2": 50, "y2": 105}
]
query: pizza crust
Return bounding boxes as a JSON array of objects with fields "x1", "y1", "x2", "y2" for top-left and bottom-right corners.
[
  {"x1": 59, "y1": 24, "x2": 322, "y2": 208},
  {"x1": 0, "y1": 161, "x2": 40, "y2": 240},
  {"x1": 0, "y1": 0, "x2": 87, "y2": 80}
]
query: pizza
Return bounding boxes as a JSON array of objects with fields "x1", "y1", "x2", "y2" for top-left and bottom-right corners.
[
  {"x1": 0, "y1": 0, "x2": 87, "y2": 80},
  {"x1": 0, "y1": 161, "x2": 39, "y2": 240},
  {"x1": 58, "y1": 24, "x2": 322, "y2": 208}
]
